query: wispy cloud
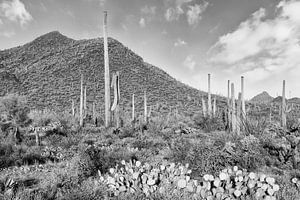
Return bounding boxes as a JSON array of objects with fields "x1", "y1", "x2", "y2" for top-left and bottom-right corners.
[
  {"x1": 0, "y1": 0, "x2": 33, "y2": 27},
  {"x1": 183, "y1": 55, "x2": 196, "y2": 70},
  {"x1": 174, "y1": 38, "x2": 187, "y2": 47},
  {"x1": 139, "y1": 18, "x2": 146, "y2": 28},
  {"x1": 139, "y1": 5, "x2": 156, "y2": 27},
  {"x1": 164, "y1": 0, "x2": 192, "y2": 22},
  {"x1": 186, "y1": 2, "x2": 209, "y2": 26}
]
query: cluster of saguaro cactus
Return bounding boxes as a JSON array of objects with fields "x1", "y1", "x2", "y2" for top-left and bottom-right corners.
[
  {"x1": 99, "y1": 160, "x2": 280, "y2": 199},
  {"x1": 202, "y1": 74, "x2": 217, "y2": 118},
  {"x1": 227, "y1": 77, "x2": 246, "y2": 134}
]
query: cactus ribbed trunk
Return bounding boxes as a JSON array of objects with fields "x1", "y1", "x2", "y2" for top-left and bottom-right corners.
[
  {"x1": 202, "y1": 98, "x2": 207, "y2": 117},
  {"x1": 207, "y1": 74, "x2": 212, "y2": 118},
  {"x1": 71, "y1": 99, "x2": 75, "y2": 116},
  {"x1": 104, "y1": 11, "x2": 111, "y2": 128},
  {"x1": 144, "y1": 91, "x2": 147, "y2": 123},
  {"x1": 35, "y1": 130, "x2": 40, "y2": 146},
  {"x1": 281, "y1": 80, "x2": 286, "y2": 128},
  {"x1": 111, "y1": 72, "x2": 120, "y2": 128},
  {"x1": 132, "y1": 94, "x2": 135, "y2": 121},
  {"x1": 237, "y1": 92, "x2": 241, "y2": 135},
  {"x1": 227, "y1": 80, "x2": 231, "y2": 131},
  {"x1": 241, "y1": 76, "x2": 245, "y2": 118},
  {"x1": 92, "y1": 102, "x2": 96, "y2": 124},
  {"x1": 213, "y1": 96, "x2": 216, "y2": 118},
  {"x1": 84, "y1": 86, "x2": 87, "y2": 116},
  {"x1": 80, "y1": 74, "x2": 84, "y2": 127},
  {"x1": 231, "y1": 83, "x2": 236, "y2": 133}
]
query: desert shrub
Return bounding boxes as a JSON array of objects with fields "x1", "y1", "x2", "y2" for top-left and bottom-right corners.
[
  {"x1": 241, "y1": 116, "x2": 269, "y2": 136},
  {"x1": 0, "y1": 94, "x2": 31, "y2": 138},
  {"x1": 28, "y1": 109, "x2": 79, "y2": 135},
  {"x1": 193, "y1": 114, "x2": 225, "y2": 133},
  {"x1": 0, "y1": 143, "x2": 47, "y2": 169},
  {"x1": 70, "y1": 144, "x2": 138, "y2": 182},
  {"x1": 167, "y1": 138, "x2": 230, "y2": 178}
]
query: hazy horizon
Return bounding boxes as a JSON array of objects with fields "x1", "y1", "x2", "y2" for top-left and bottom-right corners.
[{"x1": 1, "y1": 0, "x2": 300, "y2": 99}]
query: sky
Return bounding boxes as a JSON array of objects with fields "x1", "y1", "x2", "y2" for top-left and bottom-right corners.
[{"x1": 0, "y1": 0, "x2": 300, "y2": 99}]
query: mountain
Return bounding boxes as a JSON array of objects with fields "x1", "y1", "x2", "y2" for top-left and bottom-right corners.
[
  {"x1": 250, "y1": 91, "x2": 274, "y2": 103},
  {"x1": 0, "y1": 31, "x2": 224, "y2": 115}
]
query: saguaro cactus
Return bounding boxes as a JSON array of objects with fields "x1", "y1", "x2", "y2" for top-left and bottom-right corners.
[
  {"x1": 202, "y1": 98, "x2": 207, "y2": 117},
  {"x1": 241, "y1": 76, "x2": 245, "y2": 118},
  {"x1": 103, "y1": 11, "x2": 111, "y2": 127},
  {"x1": 281, "y1": 80, "x2": 286, "y2": 128},
  {"x1": 213, "y1": 96, "x2": 216, "y2": 118},
  {"x1": 237, "y1": 92, "x2": 241, "y2": 135},
  {"x1": 207, "y1": 74, "x2": 212, "y2": 118},
  {"x1": 231, "y1": 83, "x2": 236, "y2": 133},
  {"x1": 84, "y1": 86, "x2": 87, "y2": 116},
  {"x1": 111, "y1": 72, "x2": 120, "y2": 128},
  {"x1": 80, "y1": 74, "x2": 84, "y2": 127},
  {"x1": 144, "y1": 91, "x2": 147, "y2": 123},
  {"x1": 227, "y1": 80, "x2": 231, "y2": 131},
  {"x1": 132, "y1": 94, "x2": 135, "y2": 121},
  {"x1": 71, "y1": 99, "x2": 75, "y2": 116}
]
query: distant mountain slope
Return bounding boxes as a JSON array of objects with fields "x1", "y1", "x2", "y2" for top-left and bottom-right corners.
[
  {"x1": 251, "y1": 91, "x2": 274, "y2": 103},
  {"x1": 0, "y1": 31, "x2": 225, "y2": 114}
]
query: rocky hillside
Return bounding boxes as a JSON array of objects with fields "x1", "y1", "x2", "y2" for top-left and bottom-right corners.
[
  {"x1": 250, "y1": 91, "x2": 274, "y2": 104},
  {"x1": 0, "y1": 31, "x2": 225, "y2": 115}
]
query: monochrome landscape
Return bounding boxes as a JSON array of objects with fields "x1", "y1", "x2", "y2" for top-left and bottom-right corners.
[{"x1": 1, "y1": 0, "x2": 300, "y2": 199}]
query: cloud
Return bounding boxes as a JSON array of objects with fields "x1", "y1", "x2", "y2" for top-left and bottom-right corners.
[
  {"x1": 164, "y1": 0, "x2": 192, "y2": 22},
  {"x1": 186, "y1": 2, "x2": 209, "y2": 26},
  {"x1": 174, "y1": 38, "x2": 187, "y2": 47},
  {"x1": 0, "y1": 0, "x2": 33, "y2": 26},
  {"x1": 139, "y1": 18, "x2": 146, "y2": 28},
  {"x1": 141, "y1": 5, "x2": 156, "y2": 16},
  {"x1": 183, "y1": 55, "x2": 196, "y2": 70},
  {"x1": 0, "y1": 18, "x2": 3, "y2": 25},
  {"x1": 139, "y1": 5, "x2": 156, "y2": 27},
  {"x1": 207, "y1": 0, "x2": 300, "y2": 96}
]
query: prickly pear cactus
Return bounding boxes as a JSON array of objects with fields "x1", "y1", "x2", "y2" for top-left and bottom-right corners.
[{"x1": 99, "y1": 160, "x2": 280, "y2": 199}]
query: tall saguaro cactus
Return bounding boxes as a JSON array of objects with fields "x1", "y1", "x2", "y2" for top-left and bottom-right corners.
[
  {"x1": 84, "y1": 86, "x2": 87, "y2": 116},
  {"x1": 103, "y1": 11, "x2": 111, "y2": 127},
  {"x1": 227, "y1": 80, "x2": 231, "y2": 131},
  {"x1": 111, "y1": 72, "x2": 120, "y2": 128},
  {"x1": 144, "y1": 91, "x2": 147, "y2": 123},
  {"x1": 241, "y1": 76, "x2": 245, "y2": 118},
  {"x1": 207, "y1": 74, "x2": 212, "y2": 117},
  {"x1": 213, "y1": 96, "x2": 216, "y2": 118},
  {"x1": 71, "y1": 99, "x2": 75, "y2": 116},
  {"x1": 237, "y1": 92, "x2": 242, "y2": 135},
  {"x1": 231, "y1": 83, "x2": 236, "y2": 133},
  {"x1": 281, "y1": 80, "x2": 286, "y2": 128},
  {"x1": 202, "y1": 98, "x2": 207, "y2": 117},
  {"x1": 132, "y1": 94, "x2": 135, "y2": 121},
  {"x1": 80, "y1": 74, "x2": 84, "y2": 127}
]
